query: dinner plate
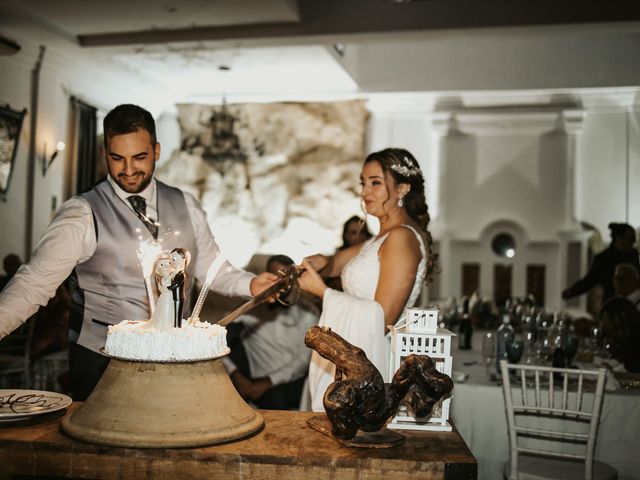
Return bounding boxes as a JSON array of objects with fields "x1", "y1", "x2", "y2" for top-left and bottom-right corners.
[{"x1": 0, "y1": 389, "x2": 72, "y2": 421}]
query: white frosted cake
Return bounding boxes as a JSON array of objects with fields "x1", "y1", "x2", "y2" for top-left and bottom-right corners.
[{"x1": 104, "y1": 320, "x2": 229, "y2": 362}]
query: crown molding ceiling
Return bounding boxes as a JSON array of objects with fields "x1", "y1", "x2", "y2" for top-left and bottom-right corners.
[
  {"x1": 8, "y1": 0, "x2": 640, "y2": 48},
  {"x1": 0, "y1": 34, "x2": 20, "y2": 55},
  {"x1": 1, "y1": 0, "x2": 640, "y2": 104}
]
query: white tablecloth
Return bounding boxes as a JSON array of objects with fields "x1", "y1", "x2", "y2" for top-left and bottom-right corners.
[{"x1": 449, "y1": 331, "x2": 640, "y2": 480}]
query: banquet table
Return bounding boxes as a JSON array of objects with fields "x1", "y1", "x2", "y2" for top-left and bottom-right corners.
[
  {"x1": 0, "y1": 404, "x2": 477, "y2": 480},
  {"x1": 449, "y1": 330, "x2": 640, "y2": 480}
]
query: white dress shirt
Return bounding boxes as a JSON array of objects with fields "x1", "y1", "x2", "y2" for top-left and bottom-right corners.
[
  {"x1": 0, "y1": 176, "x2": 253, "y2": 338},
  {"x1": 222, "y1": 300, "x2": 319, "y2": 386},
  {"x1": 627, "y1": 289, "x2": 640, "y2": 311}
]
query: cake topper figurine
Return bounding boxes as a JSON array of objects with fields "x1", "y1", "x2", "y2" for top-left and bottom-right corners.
[
  {"x1": 149, "y1": 254, "x2": 176, "y2": 331},
  {"x1": 167, "y1": 248, "x2": 191, "y2": 328}
]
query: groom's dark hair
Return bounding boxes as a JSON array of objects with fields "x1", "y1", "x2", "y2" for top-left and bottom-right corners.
[{"x1": 104, "y1": 104, "x2": 157, "y2": 148}]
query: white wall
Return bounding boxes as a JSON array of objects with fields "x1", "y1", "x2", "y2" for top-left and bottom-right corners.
[
  {"x1": 365, "y1": 93, "x2": 640, "y2": 307},
  {"x1": 0, "y1": 25, "x2": 169, "y2": 262},
  {"x1": 0, "y1": 45, "x2": 31, "y2": 260},
  {"x1": 340, "y1": 29, "x2": 640, "y2": 92},
  {"x1": 576, "y1": 106, "x2": 640, "y2": 238},
  {"x1": 365, "y1": 97, "x2": 438, "y2": 222}
]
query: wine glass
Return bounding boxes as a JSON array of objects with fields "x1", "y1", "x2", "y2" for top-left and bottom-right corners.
[
  {"x1": 523, "y1": 329, "x2": 538, "y2": 364},
  {"x1": 507, "y1": 336, "x2": 525, "y2": 364},
  {"x1": 536, "y1": 310, "x2": 553, "y2": 330},
  {"x1": 481, "y1": 331, "x2": 496, "y2": 379},
  {"x1": 562, "y1": 334, "x2": 579, "y2": 368},
  {"x1": 590, "y1": 325, "x2": 608, "y2": 358}
]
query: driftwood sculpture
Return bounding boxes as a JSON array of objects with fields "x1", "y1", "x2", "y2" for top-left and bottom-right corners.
[{"x1": 305, "y1": 325, "x2": 454, "y2": 440}]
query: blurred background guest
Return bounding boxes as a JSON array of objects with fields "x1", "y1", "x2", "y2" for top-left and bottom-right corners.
[
  {"x1": 0, "y1": 253, "x2": 21, "y2": 291},
  {"x1": 30, "y1": 283, "x2": 71, "y2": 361},
  {"x1": 326, "y1": 216, "x2": 373, "y2": 291},
  {"x1": 612, "y1": 263, "x2": 640, "y2": 311},
  {"x1": 223, "y1": 255, "x2": 319, "y2": 410},
  {"x1": 562, "y1": 222, "x2": 639, "y2": 307},
  {"x1": 338, "y1": 215, "x2": 372, "y2": 251},
  {"x1": 599, "y1": 296, "x2": 640, "y2": 373}
]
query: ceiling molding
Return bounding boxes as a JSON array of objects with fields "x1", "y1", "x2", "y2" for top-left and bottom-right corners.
[
  {"x1": 76, "y1": 0, "x2": 640, "y2": 47},
  {"x1": 0, "y1": 34, "x2": 21, "y2": 55}
]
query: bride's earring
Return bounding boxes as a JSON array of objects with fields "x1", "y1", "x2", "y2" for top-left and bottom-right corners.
[{"x1": 397, "y1": 197, "x2": 404, "y2": 208}]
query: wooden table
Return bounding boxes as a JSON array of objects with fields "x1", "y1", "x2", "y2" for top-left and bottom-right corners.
[{"x1": 0, "y1": 404, "x2": 476, "y2": 480}]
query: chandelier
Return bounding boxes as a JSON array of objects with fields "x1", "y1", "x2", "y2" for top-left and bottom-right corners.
[{"x1": 201, "y1": 98, "x2": 247, "y2": 165}]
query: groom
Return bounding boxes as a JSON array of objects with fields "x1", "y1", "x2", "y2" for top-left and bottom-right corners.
[{"x1": 0, "y1": 103, "x2": 277, "y2": 400}]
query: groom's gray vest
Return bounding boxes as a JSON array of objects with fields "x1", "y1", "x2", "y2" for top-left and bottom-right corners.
[{"x1": 70, "y1": 179, "x2": 198, "y2": 354}]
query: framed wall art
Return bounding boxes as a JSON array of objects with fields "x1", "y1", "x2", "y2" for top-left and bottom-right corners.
[{"x1": 0, "y1": 105, "x2": 26, "y2": 196}]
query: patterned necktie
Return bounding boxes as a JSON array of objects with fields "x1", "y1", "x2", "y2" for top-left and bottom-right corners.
[{"x1": 127, "y1": 195, "x2": 158, "y2": 239}]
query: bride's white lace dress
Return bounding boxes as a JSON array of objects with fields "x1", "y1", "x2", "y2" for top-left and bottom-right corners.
[{"x1": 307, "y1": 224, "x2": 427, "y2": 412}]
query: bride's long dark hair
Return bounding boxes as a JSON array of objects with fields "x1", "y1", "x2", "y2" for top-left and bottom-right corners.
[{"x1": 364, "y1": 148, "x2": 440, "y2": 285}]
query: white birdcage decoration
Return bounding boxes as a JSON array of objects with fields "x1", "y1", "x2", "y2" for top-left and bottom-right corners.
[
  {"x1": 401, "y1": 307, "x2": 439, "y2": 333},
  {"x1": 387, "y1": 308, "x2": 454, "y2": 432}
]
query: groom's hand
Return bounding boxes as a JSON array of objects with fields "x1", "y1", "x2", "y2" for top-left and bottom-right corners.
[{"x1": 250, "y1": 271, "x2": 279, "y2": 298}]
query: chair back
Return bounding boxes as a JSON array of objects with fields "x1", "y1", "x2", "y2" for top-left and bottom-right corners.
[{"x1": 500, "y1": 360, "x2": 606, "y2": 480}]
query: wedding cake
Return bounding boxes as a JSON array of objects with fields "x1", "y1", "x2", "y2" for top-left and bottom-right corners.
[{"x1": 104, "y1": 320, "x2": 229, "y2": 362}]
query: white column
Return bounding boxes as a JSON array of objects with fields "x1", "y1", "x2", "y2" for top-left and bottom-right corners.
[
  {"x1": 430, "y1": 113, "x2": 452, "y2": 299},
  {"x1": 562, "y1": 110, "x2": 586, "y2": 229},
  {"x1": 430, "y1": 112, "x2": 451, "y2": 230}
]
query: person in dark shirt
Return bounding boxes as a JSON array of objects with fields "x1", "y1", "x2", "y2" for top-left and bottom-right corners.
[
  {"x1": 600, "y1": 296, "x2": 640, "y2": 373},
  {"x1": 0, "y1": 253, "x2": 21, "y2": 291},
  {"x1": 562, "y1": 223, "x2": 639, "y2": 304}
]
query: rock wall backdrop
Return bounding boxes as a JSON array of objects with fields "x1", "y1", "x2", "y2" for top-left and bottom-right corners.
[{"x1": 156, "y1": 100, "x2": 369, "y2": 267}]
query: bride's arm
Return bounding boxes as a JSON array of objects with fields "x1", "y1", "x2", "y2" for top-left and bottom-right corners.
[
  {"x1": 375, "y1": 228, "x2": 422, "y2": 328},
  {"x1": 305, "y1": 242, "x2": 366, "y2": 279}
]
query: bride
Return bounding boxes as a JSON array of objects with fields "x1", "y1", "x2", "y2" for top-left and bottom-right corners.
[{"x1": 298, "y1": 148, "x2": 439, "y2": 412}]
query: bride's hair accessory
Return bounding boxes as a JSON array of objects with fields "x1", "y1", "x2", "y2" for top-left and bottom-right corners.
[{"x1": 389, "y1": 155, "x2": 421, "y2": 177}]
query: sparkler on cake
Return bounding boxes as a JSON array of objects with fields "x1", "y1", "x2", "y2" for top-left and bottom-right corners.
[
  {"x1": 136, "y1": 238, "x2": 163, "y2": 315},
  {"x1": 188, "y1": 252, "x2": 229, "y2": 324}
]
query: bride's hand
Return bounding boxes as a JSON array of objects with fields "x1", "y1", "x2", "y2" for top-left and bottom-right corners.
[
  {"x1": 303, "y1": 254, "x2": 330, "y2": 274},
  {"x1": 299, "y1": 259, "x2": 328, "y2": 299}
]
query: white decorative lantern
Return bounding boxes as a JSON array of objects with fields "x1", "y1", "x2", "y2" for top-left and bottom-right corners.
[
  {"x1": 402, "y1": 307, "x2": 439, "y2": 333},
  {"x1": 387, "y1": 308, "x2": 454, "y2": 432}
]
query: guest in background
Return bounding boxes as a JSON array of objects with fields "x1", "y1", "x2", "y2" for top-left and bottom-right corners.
[
  {"x1": 299, "y1": 148, "x2": 438, "y2": 412},
  {"x1": 338, "y1": 215, "x2": 372, "y2": 251},
  {"x1": 326, "y1": 216, "x2": 373, "y2": 291},
  {"x1": 562, "y1": 222, "x2": 639, "y2": 305},
  {"x1": 600, "y1": 296, "x2": 640, "y2": 373},
  {"x1": 0, "y1": 253, "x2": 21, "y2": 291},
  {"x1": 613, "y1": 263, "x2": 640, "y2": 310},
  {"x1": 30, "y1": 282, "x2": 71, "y2": 361},
  {"x1": 223, "y1": 255, "x2": 319, "y2": 410}
]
